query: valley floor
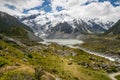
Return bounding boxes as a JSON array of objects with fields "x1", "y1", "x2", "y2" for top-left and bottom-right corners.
[{"x1": 0, "y1": 35, "x2": 120, "y2": 80}]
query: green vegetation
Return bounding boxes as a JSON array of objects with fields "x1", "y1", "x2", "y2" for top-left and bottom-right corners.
[
  {"x1": 105, "y1": 19, "x2": 120, "y2": 35},
  {"x1": 0, "y1": 57, "x2": 11, "y2": 67},
  {"x1": 80, "y1": 35, "x2": 120, "y2": 55},
  {"x1": 0, "y1": 12, "x2": 31, "y2": 39},
  {"x1": 0, "y1": 37, "x2": 116, "y2": 80},
  {"x1": 1, "y1": 27, "x2": 28, "y2": 39},
  {"x1": 0, "y1": 11, "x2": 42, "y2": 42},
  {"x1": 1, "y1": 71, "x2": 35, "y2": 80},
  {"x1": 80, "y1": 19, "x2": 120, "y2": 55},
  {"x1": 115, "y1": 75, "x2": 120, "y2": 80}
]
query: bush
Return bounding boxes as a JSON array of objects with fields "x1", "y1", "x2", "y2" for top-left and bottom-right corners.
[
  {"x1": 28, "y1": 54, "x2": 33, "y2": 58},
  {"x1": 51, "y1": 68, "x2": 58, "y2": 74},
  {"x1": 34, "y1": 66, "x2": 44, "y2": 80},
  {"x1": 0, "y1": 46, "x2": 3, "y2": 50},
  {"x1": 74, "y1": 77, "x2": 79, "y2": 80},
  {"x1": 116, "y1": 36, "x2": 120, "y2": 40},
  {"x1": 115, "y1": 75, "x2": 120, "y2": 80},
  {"x1": 0, "y1": 57, "x2": 9, "y2": 67},
  {"x1": 111, "y1": 67, "x2": 118, "y2": 72}
]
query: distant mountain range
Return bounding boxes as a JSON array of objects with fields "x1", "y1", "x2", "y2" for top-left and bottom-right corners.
[
  {"x1": 0, "y1": 11, "x2": 42, "y2": 41},
  {"x1": 20, "y1": 13, "x2": 114, "y2": 38},
  {"x1": 0, "y1": 11, "x2": 119, "y2": 39}
]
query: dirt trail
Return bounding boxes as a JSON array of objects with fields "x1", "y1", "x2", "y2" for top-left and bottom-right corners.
[{"x1": 108, "y1": 72, "x2": 120, "y2": 80}]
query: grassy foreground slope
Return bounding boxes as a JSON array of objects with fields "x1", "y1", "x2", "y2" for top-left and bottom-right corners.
[
  {"x1": 115, "y1": 75, "x2": 120, "y2": 80},
  {"x1": 0, "y1": 36, "x2": 117, "y2": 80}
]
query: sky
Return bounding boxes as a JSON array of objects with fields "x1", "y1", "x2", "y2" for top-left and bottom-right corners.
[{"x1": 0, "y1": 0, "x2": 120, "y2": 22}]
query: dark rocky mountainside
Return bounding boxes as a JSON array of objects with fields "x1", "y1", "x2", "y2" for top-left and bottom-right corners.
[
  {"x1": 46, "y1": 22, "x2": 89, "y2": 39},
  {"x1": 105, "y1": 19, "x2": 120, "y2": 35},
  {"x1": 0, "y1": 11, "x2": 42, "y2": 41},
  {"x1": 46, "y1": 20, "x2": 112, "y2": 39}
]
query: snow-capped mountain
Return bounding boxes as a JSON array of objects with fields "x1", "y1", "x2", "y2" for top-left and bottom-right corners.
[{"x1": 19, "y1": 12, "x2": 114, "y2": 39}]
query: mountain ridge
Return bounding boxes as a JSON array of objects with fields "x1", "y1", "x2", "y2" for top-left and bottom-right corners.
[
  {"x1": 104, "y1": 19, "x2": 120, "y2": 35},
  {"x1": 20, "y1": 13, "x2": 114, "y2": 38},
  {"x1": 0, "y1": 11, "x2": 43, "y2": 41}
]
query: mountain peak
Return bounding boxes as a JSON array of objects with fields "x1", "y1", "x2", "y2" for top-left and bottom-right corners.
[{"x1": 19, "y1": 13, "x2": 114, "y2": 38}]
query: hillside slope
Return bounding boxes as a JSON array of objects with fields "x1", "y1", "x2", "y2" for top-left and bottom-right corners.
[
  {"x1": 0, "y1": 11, "x2": 42, "y2": 41},
  {"x1": 0, "y1": 38, "x2": 117, "y2": 80},
  {"x1": 105, "y1": 20, "x2": 120, "y2": 35}
]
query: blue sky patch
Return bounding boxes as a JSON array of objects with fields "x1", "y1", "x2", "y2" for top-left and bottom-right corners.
[
  {"x1": 56, "y1": 6, "x2": 64, "y2": 11},
  {"x1": 84, "y1": 0, "x2": 120, "y2": 7},
  {"x1": 23, "y1": 0, "x2": 52, "y2": 14},
  {"x1": 5, "y1": 4, "x2": 16, "y2": 10}
]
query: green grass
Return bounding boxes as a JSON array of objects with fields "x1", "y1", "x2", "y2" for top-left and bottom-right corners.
[
  {"x1": 0, "y1": 71, "x2": 35, "y2": 80},
  {"x1": 115, "y1": 75, "x2": 120, "y2": 80},
  {"x1": 80, "y1": 35, "x2": 120, "y2": 54},
  {"x1": 0, "y1": 39, "x2": 114, "y2": 80},
  {"x1": 0, "y1": 57, "x2": 11, "y2": 67}
]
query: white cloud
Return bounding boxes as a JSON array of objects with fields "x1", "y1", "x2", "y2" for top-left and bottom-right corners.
[
  {"x1": 114, "y1": 1, "x2": 120, "y2": 5},
  {"x1": 0, "y1": 0, "x2": 43, "y2": 16},
  {"x1": 0, "y1": 5, "x2": 23, "y2": 16},
  {"x1": 51, "y1": 0, "x2": 90, "y2": 11},
  {"x1": 2, "y1": 0, "x2": 43, "y2": 11},
  {"x1": 28, "y1": 10, "x2": 40, "y2": 15},
  {"x1": 0, "y1": 0, "x2": 120, "y2": 22},
  {"x1": 50, "y1": 0, "x2": 120, "y2": 22}
]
